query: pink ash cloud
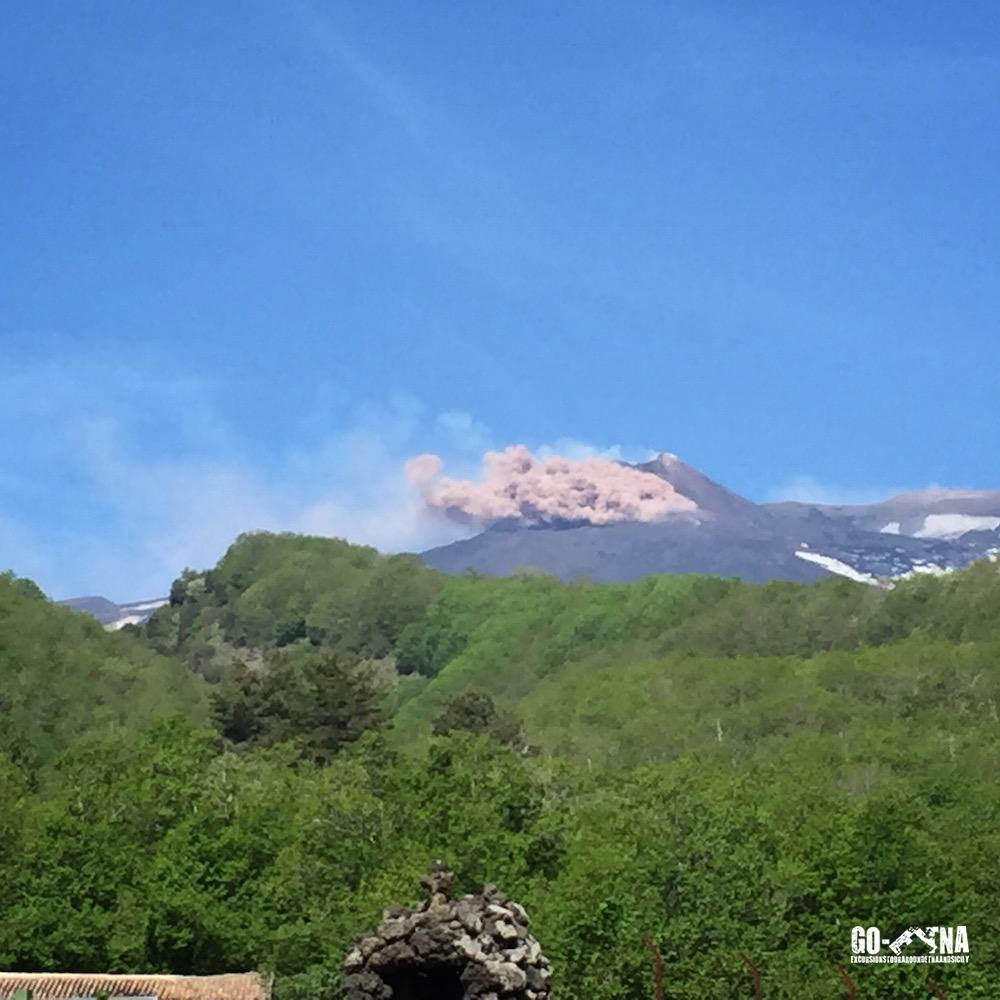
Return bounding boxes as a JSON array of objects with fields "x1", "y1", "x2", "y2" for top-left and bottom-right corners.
[{"x1": 405, "y1": 445, "x2": 697, "y2": 526}]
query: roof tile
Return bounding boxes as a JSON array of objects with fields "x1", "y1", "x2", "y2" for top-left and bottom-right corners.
[{"x1": 0, "y1": 973, "x2": 270, "y2": 1000}]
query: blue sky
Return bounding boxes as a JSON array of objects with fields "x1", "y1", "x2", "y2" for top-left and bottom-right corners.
[{"x1": 3, "y1": 1, "x2": 998, "y2": 599}]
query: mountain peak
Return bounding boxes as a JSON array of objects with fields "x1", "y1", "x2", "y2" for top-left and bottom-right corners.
[{"x1": 635, "y1": 453, "x2": 759, "y2": 520}]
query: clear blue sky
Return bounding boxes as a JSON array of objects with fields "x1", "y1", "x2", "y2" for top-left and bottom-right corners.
[{"x1": 2, "y1": 1, "x2": 998, "y2": 599}]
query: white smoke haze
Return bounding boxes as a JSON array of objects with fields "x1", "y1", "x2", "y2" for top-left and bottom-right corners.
[
  {"x1": 407, "y1": 445, "x2": 697, "y2": 526},
  {"x1": 0, "y1": 359, "x2": 484, "y2": 598},
  {"x1": 0, "y1": 355, "x2": 690, "y2": 596}
]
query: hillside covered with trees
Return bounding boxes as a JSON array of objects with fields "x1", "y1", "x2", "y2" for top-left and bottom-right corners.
[
  {"x1": 0, "y1": 571, "x2": 207, "y2": 770},
  {"x1": 2, "y1": 534, "x2": 1000, "y2": 997}
]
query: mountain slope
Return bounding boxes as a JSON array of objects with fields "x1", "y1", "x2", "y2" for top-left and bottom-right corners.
[
  {"x1": 765, "y1": 490, "x2": 1000, "y2": 539},
  {"x1": 422, "y1": 516, "x2": 831, "y2": 583},
  {"x1": 423, "y1": 454, "x2": 1000, "y2": 584}
]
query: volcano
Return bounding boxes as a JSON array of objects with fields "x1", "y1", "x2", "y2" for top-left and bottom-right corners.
[{"x1": 422, "y1": 454, "x2": 1000, "y2": 585}]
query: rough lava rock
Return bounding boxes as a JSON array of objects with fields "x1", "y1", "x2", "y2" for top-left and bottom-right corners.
[{"x1": 341, "y1": 862, "x2": 552, "y2": 1000}]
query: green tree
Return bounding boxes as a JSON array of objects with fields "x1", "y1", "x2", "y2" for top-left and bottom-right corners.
[
  {"x1": 432, "y1": 689, "x2": 525, "y2": 748},
  {"x1": 212, "y1": 651, "x2": 385, "y2": 762}
]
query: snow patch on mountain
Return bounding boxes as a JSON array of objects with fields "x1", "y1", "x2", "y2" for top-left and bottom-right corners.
[
  {"x1": 107, "y1": 613, "x2": 151, "y2": 630},
  {"x1": 794, "y1": 549, "x2": 881, "y2": 586}
]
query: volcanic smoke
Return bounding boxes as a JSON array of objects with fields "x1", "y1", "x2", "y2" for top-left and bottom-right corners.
[{"x1": 406, "y1": 445, "x2": 697, "y2": 526}]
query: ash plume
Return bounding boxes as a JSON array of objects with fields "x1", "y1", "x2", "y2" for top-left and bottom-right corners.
[{"x1": 406, "y1": 445, "x2": 697, "y2": 526}]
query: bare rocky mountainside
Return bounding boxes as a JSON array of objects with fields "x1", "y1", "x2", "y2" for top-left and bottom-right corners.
[{"x1": 422, "y1": 453, "x2": 1000, "y2": 585}]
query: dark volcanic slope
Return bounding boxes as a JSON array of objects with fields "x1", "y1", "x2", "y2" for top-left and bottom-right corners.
[
  {"x1": 422, "y1": 516, "x2": 831, "y2": 583},
  {"x1": 422, "y1": 454, "x2": 1000, "y2": 585},
  {"x1": 635, "y1": 452, "x2": 762, "y2": 522}
]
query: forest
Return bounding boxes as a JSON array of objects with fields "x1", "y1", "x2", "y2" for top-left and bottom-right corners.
[{"x1": 2, "y1": 534, "x2": 999, "y2": 998}]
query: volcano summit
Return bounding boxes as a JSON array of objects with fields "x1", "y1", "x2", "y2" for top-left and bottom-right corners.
[{"x1": 421, "y1": 452, "x2": 1000, "y2": 586}]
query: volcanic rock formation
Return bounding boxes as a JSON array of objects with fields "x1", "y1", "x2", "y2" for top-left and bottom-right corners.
[{"x1": 341, "y1": 863, "x2": 552, "y2": 1000}]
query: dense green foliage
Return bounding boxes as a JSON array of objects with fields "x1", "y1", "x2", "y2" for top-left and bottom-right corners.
[
  {"x1": 431, "y1": 689, "x2": 525, "y2": 748},
  {"x1": 5, "y1": 537, "x2": 1000, "y2": 997},
  {"x1": 3, "y1": 719, "x2": 997, "y2": 998},
  {"x1": 142, "y1": 533, "x2": 441, "y2": 681},
  {"x1": 389, "y1": 559, "x2": 1000, "y2": 751},
  {"x1": 0, "y1": 572, "x2": 207, "y2": 770},
  {"x1": 210, "y1": 651, "x2": 386, "y2": 762}
]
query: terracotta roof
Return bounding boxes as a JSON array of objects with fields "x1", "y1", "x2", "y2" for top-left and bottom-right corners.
[{"x1": 0, "y1": 973, "x2": 270, "y2": 1000}]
